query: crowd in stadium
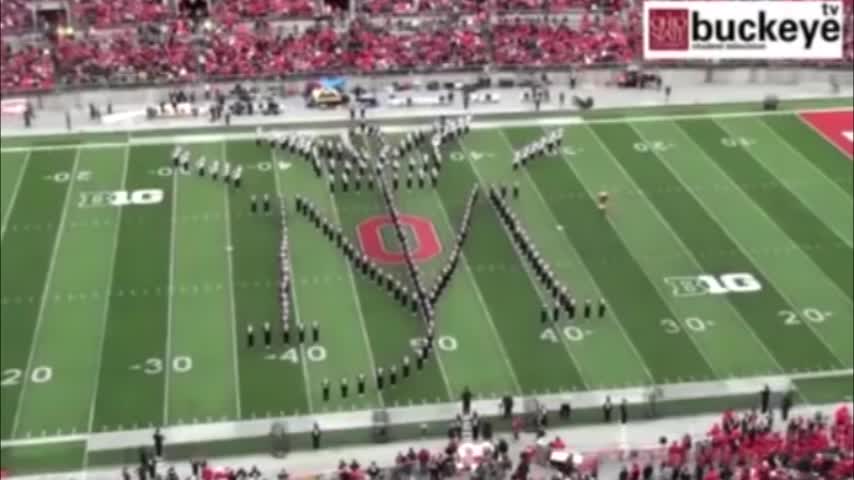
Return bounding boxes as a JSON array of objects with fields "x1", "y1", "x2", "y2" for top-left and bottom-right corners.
[
  {"x1": 3, "y1": 0, "x2": 850, "y2": 95},
  {"x1": 620, "y1": 405, "x2": 854, "y2": 480},
  {"x1": 129, "y1": 405, "x2": 852, "y2": 480}
]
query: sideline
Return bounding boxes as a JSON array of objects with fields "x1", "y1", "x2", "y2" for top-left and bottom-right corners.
[
  {"x1": 2, "y1": 106, "x2": 850, "y2": 154},
  {"x1": 1, "y1": 368, "x2": 850, "y2": 450}
]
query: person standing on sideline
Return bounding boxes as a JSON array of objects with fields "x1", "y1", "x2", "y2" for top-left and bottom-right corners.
[
  {"x1": 760, "y1": 384, "x2": 771, "y2": 414},
  {"x1": 153, "y1": 427, "x2": 165, "y2": 459},
  {"x1": 603, "y1": 397, "x2": 613, "y2": 423},
  {"x1": 461, "y1": 386, "x2": 473, "y2": 414},
  {"x1": 311, "y1": 422, "x2": 321, "y2": 449},
  {"x1": 620, "y1": 398, "x2": 628, "y2": 424},
  {"x1": 502, "y1": 395, "x2": 514, "y2": 419},
  {"x1": 137, "y1": 448, "x2": 148, "y2": 480}
]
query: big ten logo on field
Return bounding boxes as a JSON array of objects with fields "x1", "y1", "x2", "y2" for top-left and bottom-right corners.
[
  {"x1": 643, "y1": 1, "x2": 844, "y2": 60},
  {"x1": 357, "y1": 215, "x2": 442, "y2": 264},
  {"x1": 78, "y1": 189, "x2": 164, "y2": 208},
  {"x1": 665, "y1": 272, "x2": 762, "y2": 297}
]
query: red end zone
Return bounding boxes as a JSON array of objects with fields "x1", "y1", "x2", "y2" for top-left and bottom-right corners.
[{"x1": 799, "y1": 110, "x2": 853, "y2": 159}]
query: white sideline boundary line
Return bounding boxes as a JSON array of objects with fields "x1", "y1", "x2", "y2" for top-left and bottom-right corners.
[
  {"x1": 2, "y1": 106, "x2": 850, "y2": 153},
  {"x1": 1, "y1": 367, "x2": 850, "y2": 450}
]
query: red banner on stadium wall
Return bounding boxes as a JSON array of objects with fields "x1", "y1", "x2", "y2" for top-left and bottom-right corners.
[{"x1": 799, "y1": 110, "x2": 854, "y2": 158}]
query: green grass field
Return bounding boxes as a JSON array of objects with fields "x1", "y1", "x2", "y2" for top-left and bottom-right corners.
[{"x1": 1, "y1": 100, "x2": 852, "y2": 471}]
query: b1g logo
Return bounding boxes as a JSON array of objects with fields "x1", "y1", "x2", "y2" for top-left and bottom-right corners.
[
  {"x1": 78, "y1": 189, "x2": 164, "y2": 208},
  {"x1": 357, "y1": 214, "x2": 441, "y2": 264},
  {"x1": 644, "y1": 1, "x2": 844, "y2": 60},
  {"x1": 665, "y1": 272, "x2": 762, "y2": 297}
]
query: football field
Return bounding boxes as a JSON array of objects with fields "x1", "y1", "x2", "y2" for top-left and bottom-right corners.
[{"x1": 1, "y1": 101, "x2": 852, "y2": 469}]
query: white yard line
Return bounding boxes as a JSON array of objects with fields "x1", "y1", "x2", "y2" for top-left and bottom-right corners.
[
  {"x1": 10, "y1": 149, "x2": 81, "y2": 438},
  {"x1": 81, "y1": 146, "x2": 130, "y2": 471},
  {"x1": 221, "y1": 141, "x2": 243, "y2": 420},
  {"x1": 460, "y1": 138, "x2": 592, "y2": 391},
  {"x1": 270, "y1": 148, "x2": 316, "y2": 414},
  {"x1": 620, "y1": 124, "x2": 786, "y2": 375},
  {"x1": 428, "y1": 186, "x2": 523, "y2": 396},
  {"x1": 0, "y1": 149, "x2": 31, "y2": 240},
  {"x1": 666, "y1": 123, "x2": 849, "y2": 369},
  {"x1": 163, "y1": 156, "x2": 179, "y2": 426},
  {"x1": 495, "y1": 128, "x2": 656, "y2": 387}
]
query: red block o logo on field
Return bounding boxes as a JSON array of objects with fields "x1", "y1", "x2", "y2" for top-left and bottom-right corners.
[{"x1": 357, "y1": 215, "x2": 442, "y2": 264}]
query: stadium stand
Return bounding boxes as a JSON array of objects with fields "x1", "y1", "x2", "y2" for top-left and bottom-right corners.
[
  {"x1": 69, "y1": 0, "x2": 171, "y2": 29},
  {"x1": 491, "y1": 15, "x2": 635, "y2": 67},
  {"x1": 0, "y1": 42, "x2": 54, "y2": 94},
  {"x1": 345, "y1": 19, "x2": 490, "y2": 72},
  {"x1": 198, "y1": 23, "x2": 344, "y2": 79},
  {"x1": 53, "y1": 29, "x2": 198, "y2": 87},
  {"x1": 209, "y1": 0, "x2": 320, "y2": 24},
  {"x1": 358, "y1": 0, "x2": 622, "y2": 15},
  {"x1": 0, "y1": 0, "x2": 33, "y2": 36},
  {"x1": 625, "y1": 406, "x2": 854, "y2": 480}
]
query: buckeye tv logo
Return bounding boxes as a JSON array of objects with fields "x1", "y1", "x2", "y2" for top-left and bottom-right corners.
[{"x1": 644, "y1": 1, "x2": 844, "y2": 60}]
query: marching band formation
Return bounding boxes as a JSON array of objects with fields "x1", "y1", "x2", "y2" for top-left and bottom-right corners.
[
  {"x1": 511, "y1": 129, "x2": 563, "y2": 170},
  {"x1": 488, "y1": 185, "x2": 608, "y2": 323},
  {"x1": 179, "y1": 118, "x2": 597, "y2": 400},
  {"x1": 171, "y1": 145, "x2": 243, "y2": 188}
]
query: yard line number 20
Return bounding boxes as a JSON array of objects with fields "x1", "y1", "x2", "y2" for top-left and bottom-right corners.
[{"x1": 1, "y1": 366, "x2": 53, "y2": 387}]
